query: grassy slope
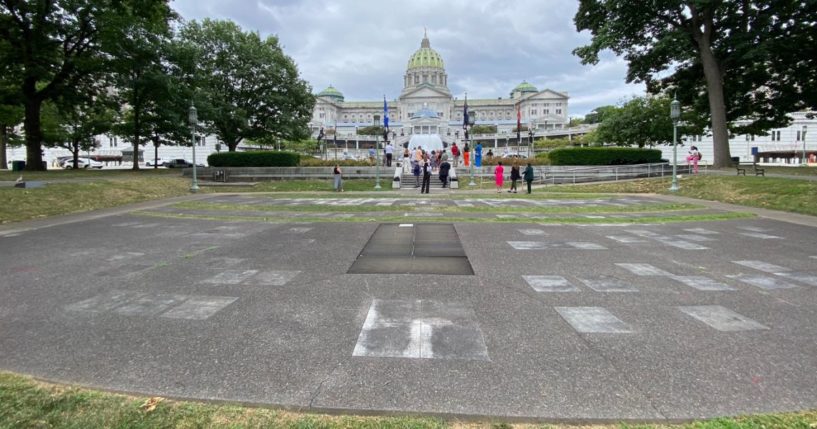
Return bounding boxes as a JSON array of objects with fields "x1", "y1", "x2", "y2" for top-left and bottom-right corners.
[
  {"x1": 543, "y1": 176, "x2": 817, "y2": 217},
  {"x1": 1, "y1": 372, "x2": 815, "y2": 429}
]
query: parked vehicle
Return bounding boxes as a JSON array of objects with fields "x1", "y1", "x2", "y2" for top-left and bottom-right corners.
[
  {"x1": 165, "y1": 159, "x2": 204, "y2": 168},
  {"x1": 146, "y1": 158, "x2": 170, "y2": 167},
  {"x1": 61, "y1": 157, "x2": 103, "y2": 169},
  {"x1": 502, "y1": 152, "x2": 528, "y2": 159}
]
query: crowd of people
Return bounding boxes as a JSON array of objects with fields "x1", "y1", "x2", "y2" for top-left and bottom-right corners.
[{"x1": 334, "y1": 143, "x2": 538, "y2": 194}]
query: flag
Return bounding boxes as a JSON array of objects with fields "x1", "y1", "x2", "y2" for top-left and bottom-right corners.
[
  {"x1": 516, "y1": 105, "x2": 522, "y2": 140},
  {"x1": 463, "y1": 94, "x2": 469, "y2": 128},
  {"x1": 383, "y1": 96, "x2": 389, "y2": 130}
]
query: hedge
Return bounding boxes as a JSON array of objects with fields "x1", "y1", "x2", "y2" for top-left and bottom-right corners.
[
  {"x1": 207, "y1": 151, "x2": 300, "y2": 167},
  {"x1": 548, "y1": 147, "x2": 662, "y2": 165}
]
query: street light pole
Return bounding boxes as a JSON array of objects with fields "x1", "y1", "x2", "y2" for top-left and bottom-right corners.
[
  {"x1": 468, "y1": 115, "x2": 476, "y2": 186},
  {"x1": 669, "y1": 94, "x2": 681, "y2": 192},
  {"x1": 802, "y1": 125, "x2": 807, "y2": 166},
  {"x1": 374, "y1": 114, "x2": 381, "y2": 189},
  {"x1": 528, "y1": 128, "x2": 534, "y2": 159},
  {"x1": 188, "y1": 104, "x2": 199, "y2": 193}
]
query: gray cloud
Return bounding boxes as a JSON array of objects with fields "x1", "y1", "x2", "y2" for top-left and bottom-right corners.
[{"x1": 171, "y1": 0, "x2": 645, "y2": 116}]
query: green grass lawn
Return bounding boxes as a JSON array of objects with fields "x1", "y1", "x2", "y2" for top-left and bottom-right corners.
[
  {"x1": 544, "y1": 175, "x2": 817, "y2": 217},
  {"x1": 1, "y1": 372, "x2": 815, "y2": 429}
]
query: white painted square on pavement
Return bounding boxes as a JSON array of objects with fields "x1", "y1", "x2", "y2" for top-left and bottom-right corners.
[
  {"x1": 202, "y1": 270, "x2": 259, "y2": 285},
  {"x1": 726, "y1": 274, "x2": 799, "y2": 290},
  {"x1": 679, "y1": 305, "x2": 768, "y2": 331},
  {"x1": 606, "y1": 236, "x2": 647, "y2": 243},
  {"x1": 288, "y1": 227, "x2": 313, "y2": 233},
  {"x1": 660, "y1": 239, "x2": 709, "y2": 250},
  {"x1": 518, "y1": 229, "x2": 546, "y2": 236},
  {"x1": 65, "y1": 290, "x2": 145, "y2": 313},
  {"x1": 353, "y1": 299, "x2": 489, "y2": 360},
  {"x1": 567, "y1": 242, "x2": 608, "y2": 250},
  {"x1": 616, "y1": 263, "x2": 674, "y2": 277},
  {"x1": 775, "y1": 272, "x2": 817, "y2": 287},
  {"x1": 578, "y1": 277, "x2": 638, "y2": 293},
  {"x1": 556, "y1": 307, "x2": 634, "y2": 333},
  {"x1": 684, "y1": 228, "x2": 720, "y2": 235},
  {"x1": 113, "y1": 293, "x2": 188, "y2": 317},
  {"x1": 732, "y1": 260, "x2": 791, "y2": 273},
  {"x1": 737, "y1": 226, "x2": 771, "y2": 232},
  {"x1": 523, "y1": 275, "x2": 579, "y2": 292},
  {"x1": 669, "y1": 275, "x2": 735, "y2": 291},
  {"x1": 161, "y1": 296, "x2": 238, "y2": 320},
  {"x1": 679, "y1": 234, "x2": 717, "y2": 242},
  {"x1": 507, "y1": 241, "x2": 555, "y2": 250},
  {"x1": 740, "y1": 232, "x2": 783, "y2": 240}
]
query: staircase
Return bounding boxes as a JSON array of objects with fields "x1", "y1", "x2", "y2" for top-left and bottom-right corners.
[{"x1": 397, "y1": 166, "x2": 457, "y2": 191}]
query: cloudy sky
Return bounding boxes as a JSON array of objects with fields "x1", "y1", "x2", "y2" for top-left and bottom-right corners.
[{"x1": 171, "y1": 0, "x2": 646, "y2": 116}]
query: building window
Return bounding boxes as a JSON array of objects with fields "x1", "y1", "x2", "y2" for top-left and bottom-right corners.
[
  {"x1": 544, "y1": 109, "x2": 549, "y2": 114},
  {"x1": 771, "y1": 130, "x2": 781, "y2": 141},
  {"x1": 797, "y1": 130, "x2": 802, "y2": 141},
  {"x1": 556, "y1": 109, "x2": 562, "y2": 115},
  {"x1": 530, "y1": 110, "x2": 537, "y2": 115}
]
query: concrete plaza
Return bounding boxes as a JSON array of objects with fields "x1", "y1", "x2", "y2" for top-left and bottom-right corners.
[{"x1": 0, "y1": 193, "x2": 815, "y2": 422}]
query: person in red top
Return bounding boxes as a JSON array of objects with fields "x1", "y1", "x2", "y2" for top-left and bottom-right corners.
[{"x1": 451, "y1": 143, "x2": 460, "y2": 167}]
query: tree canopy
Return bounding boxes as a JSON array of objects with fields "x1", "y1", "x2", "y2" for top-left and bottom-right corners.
[
  {"x1": 177, "y1": 19, "x2": 315, "y2": 152},
  {"x1": 574, "y1": 0, "x2": 817, "y2": 167}
]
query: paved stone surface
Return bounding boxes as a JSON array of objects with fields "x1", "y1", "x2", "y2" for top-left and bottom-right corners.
[{"x1": 1, "y1": 194, "x2": 817, "y2": 421}]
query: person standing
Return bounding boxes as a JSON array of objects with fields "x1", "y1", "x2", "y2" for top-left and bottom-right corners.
[
  {"x1": 475, "y1": 142, "x2": 483, "y2": 167},
  {"x1": 687, "y1": 145, "x2": 700, "y2": 174},
  {"x1": 333, "y1": 164, "x2": 343, "y2": 192},
  {"x1": 451, "y1": 143, "x2": 460, "y2": 167},
  {"x1": 412, "y1": 159, "x2": 421, "y2": 187},
  {"x1": 403, "y1": 146, "x2": 410, "y2": 171},
  {"x1": 439, "y1": 159, "x2": 451, "y2": 188},
  {"x1": 421, "y1": 161, "x2": 431, "y2": 194},
  {"x1": 385, "y1": 142, "x2": 394, "y2": 167},
  {"x1": 494, "y1": 161, "x2": 504, "y2": 193},
  {"x1": 463, "y1": 143, "x2": 470, "y2": 166},
  {"x1": 509, "y1": 161, "x2": 520, "y2": 193},
  {"x1": 523, "y1": 162, "x2": 534, "y2": 194}
]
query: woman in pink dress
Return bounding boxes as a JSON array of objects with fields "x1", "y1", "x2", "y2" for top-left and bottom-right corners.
[{"x1": 494, "y1": 161, "x2": 504, "y2": 193}]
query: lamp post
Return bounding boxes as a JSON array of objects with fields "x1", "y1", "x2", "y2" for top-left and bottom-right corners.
[
  {"x1": 467, "y1": 114, "x2": 477, "y2": 186},
  {"x1": 669, "y1": 94, "x2": 681, "y2": 192},
  {"x1": 374, "y1": 114, "x2": 381, "y2": 189},
  {"x1": 528, "y1": 128, "x2": 534, "y2": 158},
  {"x1": 188, "y1": 104, "x2": 199, "y2": 193},
  {"x1": 802, "y1": 125, "x2": 807, "y2": 166}
]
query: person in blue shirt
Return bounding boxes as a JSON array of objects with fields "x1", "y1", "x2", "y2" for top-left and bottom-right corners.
[{"x1": 475, "y1": 142, "x2": 483, "y2": 167}]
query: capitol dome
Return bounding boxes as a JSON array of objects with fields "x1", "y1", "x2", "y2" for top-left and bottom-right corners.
[
  {"x1": 511, "y1": 81, "x2": 538, "y2": 98},
  {"x1": 317, "y1": 85, "x2": 344, "y2": 102},
  {"x1": 407, "y1": 36, "x2": 445, "y2": 70},
  {"x1": 403, "y1": 31, "x2": 449, "y2": 91}
]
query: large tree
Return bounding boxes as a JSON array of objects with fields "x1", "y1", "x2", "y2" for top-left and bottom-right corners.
[
  {"x1": 178, "y1": 19, "x2": 315, "y2": 152},
  {"x1": 0, "y1": 0, "x2": 171, "y2": 171},
  {"x1": 596, "y1": 95, "x2": 697, "y2": 148},
  {"x1": 109, "y1": 2, "x2": 177, "y2": 170},
  {"x1": 574, "y1": 0, "x2": 817, "y2": 167}
]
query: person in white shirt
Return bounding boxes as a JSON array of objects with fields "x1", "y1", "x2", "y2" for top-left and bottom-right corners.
[{"x1": 385, "y1": 143, "x2": 394, "y2": 167}]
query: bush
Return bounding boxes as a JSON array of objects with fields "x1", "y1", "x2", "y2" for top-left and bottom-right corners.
[
  {"x1": 548, "y1": 147, "x2": 662, "y2": 165},
  {"x1": 208, "y1": 151, "x2": 300, "y2": 167},
  {"x1": 479, "y1": 154, "x2": 549, "y2": 166}
]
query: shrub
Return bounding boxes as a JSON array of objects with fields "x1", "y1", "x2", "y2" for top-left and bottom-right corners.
[
  {"x1": 548, "y1": 147, "x2": 662, "y2": 165},
  {"x1": 207, "y1": 151, "x2": 300, "y2": 167}
]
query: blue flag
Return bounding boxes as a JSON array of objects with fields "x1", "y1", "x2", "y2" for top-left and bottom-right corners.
[{"x1": 383, "y1": 96, "x2": 389, "y2": 129}]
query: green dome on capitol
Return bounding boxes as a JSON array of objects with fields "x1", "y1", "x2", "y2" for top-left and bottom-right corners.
[
  {"x1": 317, "y1": 85, "x2": 344, "y2": 102},
  {"x1": 407, "y1": 33, "x2": 445, "y2": 70},
  {"x1": 512, "y1": 81, "x2": 538, "y2": 95}
]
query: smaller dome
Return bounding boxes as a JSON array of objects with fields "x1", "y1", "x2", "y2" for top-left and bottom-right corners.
[
  {"x1": 318, "y1": 85, "x2": 344, "y2": 102},
  {"x1": 511, "y1": 81, "x2": 538, "y2": 96},
  {"x1": 411, "y1": 107, "x2": 439, "y2": 119}
]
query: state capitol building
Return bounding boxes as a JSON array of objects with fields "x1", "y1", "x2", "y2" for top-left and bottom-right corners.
[{"x1": 309, "y1": 32, "x2": 570, "y2": 151}]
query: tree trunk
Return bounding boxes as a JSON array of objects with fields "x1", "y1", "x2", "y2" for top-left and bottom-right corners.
[
  {"x1": 0, "y1": 126, "x2": 7, "y2": 170},
  {"x1": 132, "y1": 105, "x2": 141, "y2": 170},
  {"x1": 23, "y1": 97, "x2": 45, "y2": 171},
  {"x1": 153, "y1": 140, "x2": 159, "y2": 169},
  {"x1": 696, "y1": 25, "x2": 732, "y2": 167},
  {"x1": 72, "y1": 140, "x2": 80, "y2": 169}
]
